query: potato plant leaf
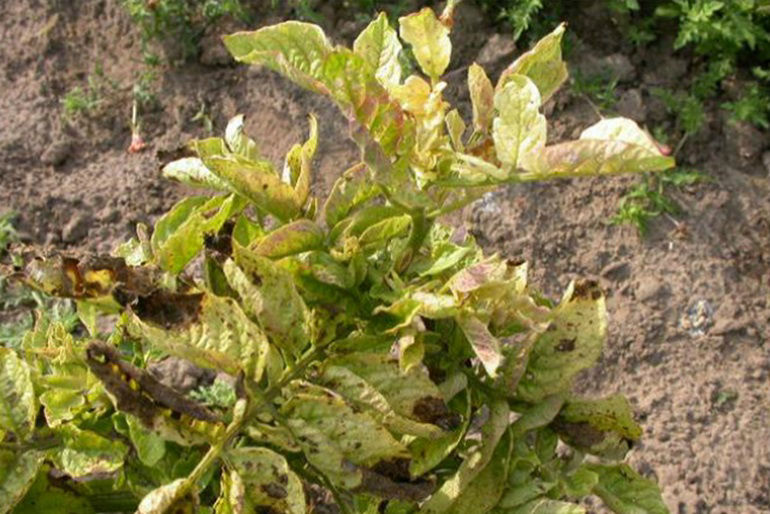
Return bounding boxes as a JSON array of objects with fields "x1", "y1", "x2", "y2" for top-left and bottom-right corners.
[
  {"x1": 587, "y1": 464, "x2": 669, "y2": 514},
  {"x1": 128, "y1": 293, "x2": 268, "y2": 381},
  {"x1": 226, "y1": 242, "x2": 310, "y2": 355},
  {"x1": 252, "y1": 219, "x2": 324, "y2": 259},
  {"x1": 0, "y1": 349, "x2": 36, "y2": 440},
  {"x1": 162, "y1": 157, "x2": 232, "y2": 191},
  {"x1": 468, "y1": 63, "x2": 495, "y2": 134},
  {"x1": 354, "y1": 12, "x2": 403, "y2": 89},
  {"x1": 399, "y1": 8, "x2": 451, "y2": 79},
  {"x1": 226, "y1": 447, "x2": 306, "y2": 513},
  {"x1": 0, "y1": 451, "x2": 45, "y2": 513},
  {"x1": 138, "y1": 478, "x2": 198, "y2": 514},
  {"x1": 53, "y1": 425, "x2": 128, "y2": 478},
  {"x1": 323, "y1": 163, "x2": 379, "y2": 228},
  {"x1": 492, "y1": 75, "x2": 546, "y2": 173},
  {"x1": 516, "y1": 281, "x2": 607, "y2": 402},
  {"x1": 498, "y1": 23, "x2": 568, "y2": 104},
  {"x1": 225, "y1": 114, "x2": 261, "y2": 161}
]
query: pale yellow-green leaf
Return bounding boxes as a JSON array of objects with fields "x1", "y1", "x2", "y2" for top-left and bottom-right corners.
[
  {"x1": 0, "y1": 450, "x2": 44, "y2": 513},
  {"x1": 508, "y1": 498, "x2": 587, "y2": 514},
  {"x1": 445, "y1": 438, "x2": 509, "y2": 514},
  {"x1": 39, "y1": 389, "x2": 85, "y2": 427},
  {"x1": 293, "y1": 114, "x2": 318, "y2": 207},
  {"x1": 225, "y1": 242, "x2": 310, "y2": 355},
  {"x1": 252, "y1": 219, "x2": 324, "y2": 259},
  {"x1": 162, "y1": 157, "x2": 232, "y2": 191},
  {"x1": 128, "y1": 293, "x2": 268, "y2": 381},
  {"x1": 516, "y1": 281, "x2": 607, "y2": 402},
  {"x1": 468, "y1": 63, "x2": 495, "y2": 133},
  {"x1": 421, "y1": 399, "x2": 510, "y2": 513},
  {"x1": 53, "y1": 425, "x2": 128, "y2": 478},
  {"x1": 223, "y1": 22, "x2": 332, "y2": 93},
  {"x1": 137, "y1": 478, "x2": 198, "y2": 514},
  {"x1": 227, "y1": 447, "x2": 306, "y2": 514},
  {"x1": 354, "y1": 12, "x2": 403, "y2": 89},
  {"x1": 580, "y1": 117, "x2": 663, "y2": 153},
  {"x1": 358, "y1": 214, "x2": 412, "y2": 245},
  {"x1": 323, "y1": 163, "x2": 379, "y2": 228},
  {"x1": 456, "y1": 314, "x2": 503, "y2": 378},
  {"x1": 281, "y1": 382, "x2": 408, "y2": 488},
  {"x1": 214, "y1": 469, "x2": 245, "y2": 514},
  {"x1": 498, "y1": 23, "x2": 568, "y2": 103},
  {"x1": 399, "y1": 8, "x2": 451, "y2": 79},
  {"x1": 493, "y1": 75, "x2": 546, "y2": 172},
  {"x1": 126, "y1": 414, "x2": 166, "y2": 467},
  {"x1": 0, "y1": 349, "x2": 36, "y2": 440},
  {"x1": 445, "y1": 109, "x2": 466, "y2": 151},
  {"x1": 225, "y1": 114, "x2": 260, "y2": 160},
  {"x1": 194, "y1": 146, "x2": 300, "y2": 221}
]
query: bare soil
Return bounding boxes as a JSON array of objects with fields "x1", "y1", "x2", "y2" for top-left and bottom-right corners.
[{"x1": 1, "y1": 1, "x2": 768, "y2": 512}]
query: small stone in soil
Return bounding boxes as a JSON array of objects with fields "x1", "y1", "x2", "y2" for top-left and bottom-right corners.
[
  {"x1": 40, "y1": 140, "x2": 71, "y2": 166},
  {"x1": 61, "y1": 213, "x2": 93, "y2": 243}
]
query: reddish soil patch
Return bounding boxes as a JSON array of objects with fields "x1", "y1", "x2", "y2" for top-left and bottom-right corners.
[{"x1": 1, "y1": 1, "x2": 768, "y2": 512}]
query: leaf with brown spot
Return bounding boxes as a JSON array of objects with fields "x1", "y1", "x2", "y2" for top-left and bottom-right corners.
[
  {"x1": 226, "y1": 447, "x2": 306, "y2": 513},
  {"x1": 252, "y1": 219, "x2": 324, "y2": 259}
]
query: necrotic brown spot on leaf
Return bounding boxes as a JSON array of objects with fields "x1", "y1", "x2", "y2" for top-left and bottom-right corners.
[
  {"x1": 261, "y1": 482, "x2": 288, "y2": 500},
  {"x1": 133, "y1": 292, "x2": 204, "y2": 328},
  {"x1": 412, "y1": 396, "x2": 461, "y2": 430},
  {"x1": 556, "y1": 338, "x2": 576, "y2": 352},
  {"x1": 572, "y1": 279, "x2": 601, "y2": 300}
]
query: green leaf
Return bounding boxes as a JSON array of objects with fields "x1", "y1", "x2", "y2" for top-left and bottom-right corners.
[
  {"x1": 399, "y1": 8, "x2": 451, "y2": 79},
  {"x1": 227, "y1": 447, "x2": 306, "y2": 513},
  {"x1": 354, "y1": 12, "x2": 403, "y2": 89},
  {"x1": 53, "y1": 425, "x2": 128, "y2": 477},
  {"x1": 11, "y1": 467, "x2": 95, "y2": 514},
  {"x1": 359, "y1": 214, "x2": 412, "y2": 245},
  {"x1": 225, "y1": 242, "x2": 310, "y2": 355},
  {"x1": 162, "y1": 157, "x2": 231, "y2": 191},
  {"x1": 468, "y1": 63, "x2": 494, "y2": 134},
  {"x1": 152, "y1": 194, "x2": 242, "y2": 274},
  {"x1": 127, "y1": 414, "x2": 166, "y2": 467},
  {"x1": 445, "y1": 436, "x2": 510, "y2": 514},
  {"x1": 408, "y1": 388, "x2": 469, "y2": 477},
  {"x1": 456, "y1": 314, "x2": 503, "y2": 378},
  {"x1": 516, "y1": 281, "x2": 607, "y2": 402},
  {"x1": 224, "y1": 22, "x2": 332, "y2": 93},
  {"x1": 510, "y1": 394, "x2": 565, "y2": 436},
  {"x1": 137, "y1": 478, "x2": 198, "y2": 514},
  {"x1": 492, "y1": 75, "x2": 546, "y2": 173},
  {"x1": 587, "y1": 464, "x2": 669, "y2": 514},
  {"x1": 554, "y1": 394, "x2": 642, "y2": 459},
  {"x1": 128, "y1": 293, "x2": 268, "y2": 381},
  {"x1": 0, "y1": 348, "x2": 36, "y2": 440},
  {"x1": 323, "y1": 163, "x2": 379, "y2": 228},
  {"x1": 0, "y1": 450, "x2": 45, "y2": 513},
  {"x1": 252, "y1": 219, "x2": 324, "y2": 259},
  {"x1": 498, "y1": 23, "x2": 568, "y2": 103},
  {"x1": 225, "y1": 114, "x2": 261, "y2": 161},
  {"x1": 507, "y1": 498, "x2": 586, "y2": 513},
  {"x1": 280, "y1": 382, "x2": 408, "y2": 489},
  {"x1": 214, "y1": 468, "x2": 245, "y2": 514},
  {"x1": 562, "y1": 466, "x2": 599, "y2": 497},
  {"x1": 421, "y1": 399, "x2": 510, "y2": 513},
  {"x1": 193, "y1": 143, "x2": 301, "y2": 222}
]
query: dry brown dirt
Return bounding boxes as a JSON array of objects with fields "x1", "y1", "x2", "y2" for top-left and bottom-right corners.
[{"x1": 1, "y1": 1, "x2": 768, "y2": 512}]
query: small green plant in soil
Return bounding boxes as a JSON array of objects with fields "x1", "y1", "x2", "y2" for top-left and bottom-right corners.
[
  {"x1": 613, "y1": 168, "x2": 706, "y2": 235},
  {"x1": 2, "y1": 6, "x2": 674, "y2": 513},
  {"x1": 122, "y1": 0, "x2": 250, "y2": 62},
  {"x1": 571, "y1": 69, "x2": 620, "y2": 113}
]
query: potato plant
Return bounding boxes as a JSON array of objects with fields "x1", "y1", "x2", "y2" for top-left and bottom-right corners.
[{"x1": 1, "y1": 4, "x2": 675, "y2": 513}]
